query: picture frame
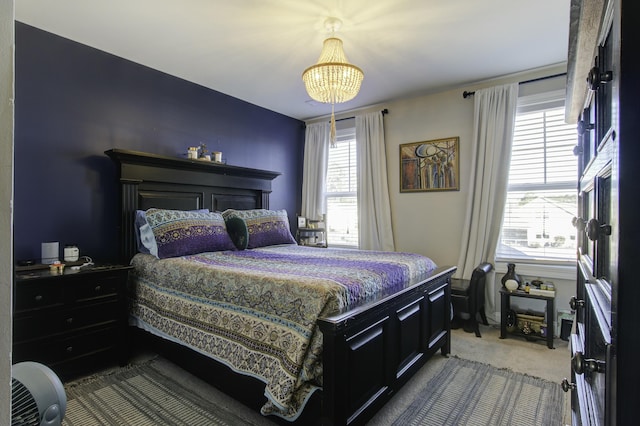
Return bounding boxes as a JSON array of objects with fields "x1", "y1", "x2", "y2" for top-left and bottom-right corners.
[
  {"x1": 400, "y1": 136, "x2": 460, "y2": 192},
  {"x1": 297, "y1": 216, "x2": 307, "y2": 228}
]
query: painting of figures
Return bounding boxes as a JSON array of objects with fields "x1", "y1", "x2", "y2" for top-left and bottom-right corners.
[{"x1": 400, "y1": 137, "x2": 459, "y2": 192}]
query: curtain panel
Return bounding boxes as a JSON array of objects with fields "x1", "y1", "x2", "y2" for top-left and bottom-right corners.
[
  {"x1": 456, "y1": 83, "x2": 518, "y2": 319},
  {"x1": 301, "y1": 122, "x2": 329, "y2": 221},
  {"x1": 356, "y1": 111, "x2": 395, "y2": 251}
]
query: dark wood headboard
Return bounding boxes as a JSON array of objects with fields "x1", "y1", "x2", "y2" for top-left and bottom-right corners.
[{"x1": 106, "y1": 148, "x2": 280, "y2": 262}]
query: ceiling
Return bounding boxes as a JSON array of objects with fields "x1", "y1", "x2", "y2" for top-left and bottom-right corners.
[{"x1": 15, "y1": 0, "x2": 570, "y2": 121}]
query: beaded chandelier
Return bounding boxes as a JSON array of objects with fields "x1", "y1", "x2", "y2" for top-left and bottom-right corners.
[{"x1": 302, "y1": 18, "x2": 364, "y2": 143}]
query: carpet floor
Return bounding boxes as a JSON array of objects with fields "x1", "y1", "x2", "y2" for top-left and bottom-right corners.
[
  {"x1": 388, "y1": 357, "x2": 563, "y2": 425},
  {"x1": 62, "y1": 349, "x2": 564, "y2": 425},
  {"x1": 62, "y1": 357, "x2": 274, "y2": 426}
]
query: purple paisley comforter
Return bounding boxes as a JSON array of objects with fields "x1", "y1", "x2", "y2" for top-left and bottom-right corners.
[{"x1": 129, "y1": 244, "x2": 436, "y2": 420}]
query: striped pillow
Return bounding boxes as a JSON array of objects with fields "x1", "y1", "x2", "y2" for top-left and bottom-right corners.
[
  {"x1": 222, "y1": 209, "x2": 296, "y2": 249},
  {"x1": 145, "y1": 208, "x2": 236, "y2": 258}
]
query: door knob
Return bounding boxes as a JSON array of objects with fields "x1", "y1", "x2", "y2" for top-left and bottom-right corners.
[
  {"x1": 572, "y1": 351, "x2": 605, "y2": 374},
  {"x1": 577, "y1": 120, "x2": 594, "y2": 135},
  {"x1": 587, "y1": 66, "x2": 613, "y2": 91},
  {"x1": 572, "y1": 217, "x2": 586, "y2": 232},
  {"x1": 586, "y1": 218, "x2": 611, "y2": 241},
  {"x1": 561, "y1": 378, "x2": 576, "y2": 392},
  {"x1": 569, "y1": 296, "x2": 584, "y2": 311}
]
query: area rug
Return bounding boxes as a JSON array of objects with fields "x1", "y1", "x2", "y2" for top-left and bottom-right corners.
[
  {"x1": 61, "y1": 357, "x2": 275, "y2": 426},
  {"x1": 390, "y1": 357, "x2": 564, "y2": 426},
  {"x1": 61, "y1": 355, "x2": 563, "y2": 425}
]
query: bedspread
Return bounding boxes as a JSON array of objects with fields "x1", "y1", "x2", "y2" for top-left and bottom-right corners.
[{"x1": 129, "y1": 245, "x2": 436, "y2": 420}]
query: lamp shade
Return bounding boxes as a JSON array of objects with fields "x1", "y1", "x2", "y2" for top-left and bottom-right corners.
[{"x1": 302, "y1": 37, "x2": 364, "y2": 104}]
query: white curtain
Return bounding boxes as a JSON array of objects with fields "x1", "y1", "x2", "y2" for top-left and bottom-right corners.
[
  {"x1": 301, "y1": 122, "x2": 329, "y2": 220},
  {"x1": 356, "y1": 111, "x2": 395, "y2": 251},
  {"x1": 455, "y1": 83, "x2": 518, "y2": 318}
]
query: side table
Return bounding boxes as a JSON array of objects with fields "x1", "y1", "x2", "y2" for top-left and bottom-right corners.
[
  {"x1": 13, "y1": 264, "x2": 132, "y2": 379},
  {"x1": 499, "y1": 288, "x2": 555, "y2": 349}
]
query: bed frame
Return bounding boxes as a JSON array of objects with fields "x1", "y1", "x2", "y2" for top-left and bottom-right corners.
[{"x1": 106, "y1": 148, "x2": 455, "y2": 425}]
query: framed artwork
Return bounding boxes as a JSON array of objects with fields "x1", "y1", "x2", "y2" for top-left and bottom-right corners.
[
  {"x1": 400, "y1": 137, "x2": 460, "y2": 192},
  {"x1": 297, "y1": 216, "x2": 307, "y2": 228}
]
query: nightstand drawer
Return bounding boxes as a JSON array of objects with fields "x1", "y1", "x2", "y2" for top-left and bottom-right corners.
[
  {"x1": 13, "y1": 300, "x2": 121, "y2": 342},
  {"x1": 14, "y1": 282, "x2": 64, "y2": 312},
  {"x1": 13, "y1": 325, "x2": 121, "y2": 366},
  {"x1": 72, "y1": 275, "x2": 121, "y2": 303}
]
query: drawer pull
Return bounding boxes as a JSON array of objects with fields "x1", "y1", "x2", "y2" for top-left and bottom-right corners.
[
  {"x1": 94, "y1": 285, "x2": 102, "y2": 292},
  {"x1": 34, "y1": 295, "x2": 43, "y2": 302},
  {"x1": 561, "y1": 378, "x2": 576, "y2": 392},
  {"x1": 572, "y1": 351, "x2": 606, "y2": 374},
  {"x1": 66, "y1": 317, "x2": 74, "y2": 325},
  {"x1": 66, "y1": 346, "x2": 73, "y2": 353}
]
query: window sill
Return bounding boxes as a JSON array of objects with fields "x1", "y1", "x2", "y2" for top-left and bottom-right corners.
[{"x1": 494, "y1": 260, "x2": 576, "y2": 280}]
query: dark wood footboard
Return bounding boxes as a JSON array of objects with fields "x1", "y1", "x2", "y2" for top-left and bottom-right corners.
[{"x1": 319, "y1": 266, "x2": 455, "y2": 425}]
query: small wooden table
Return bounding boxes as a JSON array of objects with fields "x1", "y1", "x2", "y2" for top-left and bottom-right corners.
[{"x1": 499, "y1": 288, "x2": 555, "y2": 349}]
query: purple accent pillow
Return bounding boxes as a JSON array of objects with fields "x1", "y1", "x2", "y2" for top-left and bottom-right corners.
[
  {"x1": 135, "y1": 209, "x2": 209, "y2": 256},
  {"x1": 145, "y1": 208, "x2": 236, "y2": 258},
  {"x1": 222, "y1": 209, "x2": 297, "y2": 249}
]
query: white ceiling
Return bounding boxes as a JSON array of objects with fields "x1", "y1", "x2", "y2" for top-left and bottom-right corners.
[{"x1": 15, "y1": 0, "x2": 570, "y2": 121}]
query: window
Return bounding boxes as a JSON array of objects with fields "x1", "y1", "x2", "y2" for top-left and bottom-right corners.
[
  {"x1": 325, "y1": 128, "x2": 358, "y2": 247},
  {"x1": 497, "y1": 92, "x2": 578, "y2": 264}
]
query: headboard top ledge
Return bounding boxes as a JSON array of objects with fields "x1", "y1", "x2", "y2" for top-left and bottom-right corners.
[{"x1": 105, "y1": 148, "x2": 280, "y2": 181}]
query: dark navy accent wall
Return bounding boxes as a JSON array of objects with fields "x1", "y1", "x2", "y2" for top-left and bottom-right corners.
[{"x1": 14, "y1": 22, "x2": 304, "y2": 262}]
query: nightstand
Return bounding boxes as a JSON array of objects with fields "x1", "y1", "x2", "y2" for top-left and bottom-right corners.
[
  {"x1": 499, "y1": 288, "x2": 555, "y2": 349},
  {"x1": 13, "y1": 264, "x2": 132, "y2": 380},
  {"x1": 296, "y1": 227, "x2": 328, "y2": 247}
]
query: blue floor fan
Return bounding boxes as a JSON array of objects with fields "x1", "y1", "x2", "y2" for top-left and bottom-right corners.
[{"x1": 11, "y1": 362, "x2": 66, "y2": 426}]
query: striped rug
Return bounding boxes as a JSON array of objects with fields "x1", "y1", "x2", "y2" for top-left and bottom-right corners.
[
  {"x1": 390, "y1": 357, "x2": 564, "y2": 426},
  {"x1": 62, "y1": 355, "x2": 563, "y2": 425},
  {"x1": 62, "y1": 357, "x2": 274, "y2": 426}
]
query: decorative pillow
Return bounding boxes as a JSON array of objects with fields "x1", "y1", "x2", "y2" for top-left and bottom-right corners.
[
  {"x1": 222, "y1": 209, "x2": 297, "y2": 249},
  {"x1": 145, "y1": 208, "x2": 236, "y2": 258},
  {"x1": 134, "y1": 209, "x2": 208, "y2": 256},
  {"x1": 134, "y1": 210, "x2": 156, "y2": 256},
  {"x1": 225, "y1": 216, "x2": 249, "y2": 250}
]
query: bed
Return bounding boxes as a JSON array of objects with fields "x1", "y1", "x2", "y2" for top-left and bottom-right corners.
[{"x1": 106, "y1": 149, "x2": 456, "y2": 425}]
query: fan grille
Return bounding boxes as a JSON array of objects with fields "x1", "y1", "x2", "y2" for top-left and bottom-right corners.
[{"x1": 11, "y1": 377, "x2": 39, "y2": 426}]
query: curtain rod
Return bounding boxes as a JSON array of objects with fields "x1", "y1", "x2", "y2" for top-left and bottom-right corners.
[
  {"x1": 462, "y1": 73, "x2": 567, "y2": 99},
  {"x1": 334, "y1": 108, "x2": 389, "y2": 123}
]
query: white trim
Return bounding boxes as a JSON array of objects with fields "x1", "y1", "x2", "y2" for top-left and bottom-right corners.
[{"x1": 517, "y1": 90, "x2": 565, "y2": 114}]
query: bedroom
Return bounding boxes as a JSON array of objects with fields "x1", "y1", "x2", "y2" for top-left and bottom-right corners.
[{"x1": 2, "y1": 0, "x2": 620, "y2": 424}]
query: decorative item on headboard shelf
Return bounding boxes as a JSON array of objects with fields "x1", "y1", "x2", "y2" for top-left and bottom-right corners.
[
  {"x1": 198, "y1": 143, "x2": 211, "y2": 161},
  {"x1": 187, "y1": 146, "x2": 199, "y2": 159}
]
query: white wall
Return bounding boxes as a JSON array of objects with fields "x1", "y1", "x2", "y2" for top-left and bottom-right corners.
[
  {"x1": 0, "y1": 1, "x2": 14, "y2": 422},
  {"x1": 308, "y1": 63, "x2": 575, "y2": 332},
  {"x1": 385, "y1": 87, "x2": 473, "y2": 266}
]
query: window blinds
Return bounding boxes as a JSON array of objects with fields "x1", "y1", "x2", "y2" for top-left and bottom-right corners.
[{"x1": 497, "y1": 101, "x2": 578, "y2": 263}]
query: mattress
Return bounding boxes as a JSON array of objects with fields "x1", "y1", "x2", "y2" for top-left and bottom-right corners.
[{"x1": 128, "y1": 244, "x2": 437, "y2": 420}]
